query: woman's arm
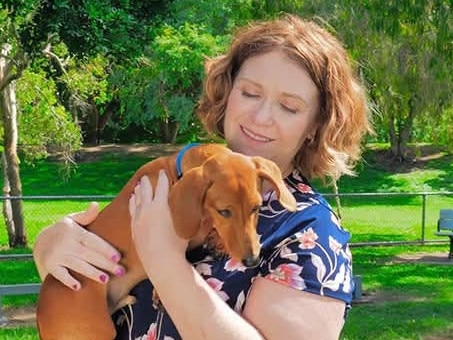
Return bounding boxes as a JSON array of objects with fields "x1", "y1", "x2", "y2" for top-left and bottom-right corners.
[
  {"x1": 33, "y1": 202, "x2": 124, "y2": 289},
  {"x1": 243, "y1": 277, "x2": 345, "y2": 340},
  {"x1": 130, "y1": 172, "x2": 345, "y2": 340}
]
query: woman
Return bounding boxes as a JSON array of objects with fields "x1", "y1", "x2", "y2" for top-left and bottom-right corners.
[{"x1": 34, "y1": 14, "x2": 371, "y2": 339}]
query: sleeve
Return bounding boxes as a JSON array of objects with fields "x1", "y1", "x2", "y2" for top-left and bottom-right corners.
[{"x1": 259, "y1": 203, "x2": 354, "y2": 303}]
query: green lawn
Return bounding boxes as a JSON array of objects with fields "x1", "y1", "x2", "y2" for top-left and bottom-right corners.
[
  {"x1": 342, "y1": 245, "x2": 453, "y2": 340},
  {"x1": 1, "y1": 143, "x2": 452, "y2": 339}
]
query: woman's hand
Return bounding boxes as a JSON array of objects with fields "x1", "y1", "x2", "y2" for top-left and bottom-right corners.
[
  {"x1": 129, "y1": 170, "x2": 188, "y2": 274},
  {"x1": 33, "y1": 202, "x2": 124, "y2": 290}
]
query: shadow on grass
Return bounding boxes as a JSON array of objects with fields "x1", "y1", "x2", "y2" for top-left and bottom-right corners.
[
  {"x1": 20, "y1": 155, "x2": 151, "y2": 196},
  {"x1": 343, "y1": 255, "x2": 453, "y2": 340}
]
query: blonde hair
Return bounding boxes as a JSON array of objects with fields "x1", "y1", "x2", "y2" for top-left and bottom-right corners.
[{"x1": 197, "y1": 14, "x2": 372, "y2": 182}]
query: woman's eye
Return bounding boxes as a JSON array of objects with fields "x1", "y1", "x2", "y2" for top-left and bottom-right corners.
[
  {"x1": 281, "y1": 104, "x2": 298, "y2": 114},
  {"x1": 242, "y1": 91, "x2": 260, "y2": 98}
]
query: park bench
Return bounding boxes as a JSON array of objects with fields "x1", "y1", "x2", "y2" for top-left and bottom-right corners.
[{"x1": 435, "y1": 209, "x2": 453, "y2": 259}]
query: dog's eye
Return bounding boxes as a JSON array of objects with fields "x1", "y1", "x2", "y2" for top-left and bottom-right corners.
[{"x1": 217, "y1": 209, "x2": 232, "y2": 218}]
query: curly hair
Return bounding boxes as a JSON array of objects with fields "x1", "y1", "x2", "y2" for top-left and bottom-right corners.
[{"x1": 197, "y1": 14, "x2": 372, "y2": 182}]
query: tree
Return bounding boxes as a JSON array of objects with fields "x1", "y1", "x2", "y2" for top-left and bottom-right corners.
[
  {"x1": 117, "y1": 23, "x2": 226, "y2": 143},
  {"x1": 0, "y1": 0, "x2": 167, "y2": 247},
  {"x1": 0, "y1": 10, "x2": 29, "y2": 246},
  {"x1": 20, "y1": 0, "x2": 169, "y2": 145},
  {"x1": 299, "y1": 0, "x2": 453, "y2": 160}
]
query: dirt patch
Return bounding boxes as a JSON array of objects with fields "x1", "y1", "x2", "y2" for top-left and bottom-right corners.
[
  {"x1": 48, "y1": 143, "x2": 184, "y2": 163},
  {"x1": 75, "y1": 143, "x2": 183, "y2": 162},
  {"x1": 0, "y1": 305, "x2": 36, "y2": 328},
  {"x1": 391, "y1": 251, "x2": 453, "y2": 265},
  {"x1": 366, "y1": 144, "x2": 452, "y2": 173},
  {"x1": 352, "y1": 251, "x2": 452, "y2": 306}
]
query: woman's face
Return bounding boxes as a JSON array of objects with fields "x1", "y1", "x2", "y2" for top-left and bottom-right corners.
[{"x1": 224, "y1": 50, "x2": 320, "y2": 176}]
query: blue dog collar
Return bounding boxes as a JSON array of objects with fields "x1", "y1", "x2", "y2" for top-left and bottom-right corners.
[{"x1": 175, "y1": 142, "x2": 201, "y2": 179}]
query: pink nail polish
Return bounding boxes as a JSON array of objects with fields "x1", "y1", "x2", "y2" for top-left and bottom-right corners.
[
  {"x1": 115, "y1": 267, "x2": 125, "y2": 277},
  {"x1": 111, "y1": 254, "x2": 120, "y2": 263},
  {"x1": 99, "y1": 274, "x2": 108, "y2": 283}
]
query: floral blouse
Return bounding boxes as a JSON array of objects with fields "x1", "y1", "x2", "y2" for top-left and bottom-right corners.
[{"x1": 112, "y1": 169, "x2": 354, "y2": 340}]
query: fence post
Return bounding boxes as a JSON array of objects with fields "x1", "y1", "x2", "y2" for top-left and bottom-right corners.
[{"x1": 421, "y1": 193, "x2": 427, "y2": 244}]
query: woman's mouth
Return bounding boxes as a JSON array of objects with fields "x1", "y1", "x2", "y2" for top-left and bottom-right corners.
[{"x1": 241, "y1": 126, "x2": 273, "y2": 142}]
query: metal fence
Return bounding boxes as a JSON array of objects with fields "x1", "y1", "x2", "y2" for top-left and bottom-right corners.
[
  {"x1": 0, "y1": 191, "x2": 452, "y2": 322},
  {"x1": 322, "y1": 191, "x2": 453, "y2": 246},
  {"x1": 1, "y1": 191, "x2": 453, "y2": 249}
]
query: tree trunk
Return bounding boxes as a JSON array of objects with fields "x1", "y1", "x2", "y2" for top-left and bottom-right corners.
[
  {"x1": 388, "y1": 96, "x2": 418, "y2": 162},
  {"x1": 0, "y1": 44, "x2": 27, "y2": 247},
  {"x1": 96, "y1": 99, "x2": 119, "y2": 144},
  {"x1": 2, "y1": 152, "x2": 15, "y2": 247},
  {"x1": 83, "y1": 98, "x2": 99, "y2": 145},
  {"x1": 160, "y1": 118, "x2": 180, "y2": 143}
]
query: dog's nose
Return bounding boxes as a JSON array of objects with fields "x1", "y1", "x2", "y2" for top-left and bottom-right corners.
[{"x1": 242, "y1": 256, "x2": 260, "y2": 268}]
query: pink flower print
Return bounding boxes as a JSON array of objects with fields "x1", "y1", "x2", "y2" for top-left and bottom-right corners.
[
  {"x1": 137, "y1": 322, "x2": 157, "y2": 340},
  {"x1": 296, "y1": 228, "x2": 318, "y2": 249},
  {"x1": 206, "y1": 278, "x2": 229, "y2": 301},
  {"x1": 329, "y1": 236, "x2": 342, "y2": 254},
  {"x1": 224, "y1": 258, "x2": 247, "y2": 272},
  {"x1": 296, "y1": 183, "x2": 313, "y2": 194},
  {"x1": 267, "y1": 263, "x2": 306, "y2": 289}
]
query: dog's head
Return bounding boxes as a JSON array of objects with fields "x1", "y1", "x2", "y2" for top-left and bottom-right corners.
[{"x1": 169, "y1": 152, "x2": 296, "y2": 267}]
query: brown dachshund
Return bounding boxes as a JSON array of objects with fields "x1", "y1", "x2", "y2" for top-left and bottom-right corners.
[{"x1": 36, "y1": 143, "x2": 297, "y2": 340}]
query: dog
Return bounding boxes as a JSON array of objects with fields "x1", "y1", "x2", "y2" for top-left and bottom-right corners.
[{"x1": 36, "y1": 143, "x2": 297, "y2": 340}]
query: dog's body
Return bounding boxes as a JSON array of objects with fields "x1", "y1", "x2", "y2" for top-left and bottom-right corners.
[{"x1": 36, "y1": 143, "x2": 297, "y2": 340}]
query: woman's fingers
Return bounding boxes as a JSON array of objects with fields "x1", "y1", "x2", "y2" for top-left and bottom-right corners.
[
  {"x1": 42, "y1": 206, "x2": 125, "y2": 289},
  {"x1": 68, "y1": 202, "x2": 100, "y2": 226},
  {"x1": 50, "y1": 266, "x2": 83, "y2": 291},
  {"x1": 70, "y1": 222, "x2": 122, "y2": 265},
  {"x1": 154, "y1": 170, "x2": 169, "y2": 201}
]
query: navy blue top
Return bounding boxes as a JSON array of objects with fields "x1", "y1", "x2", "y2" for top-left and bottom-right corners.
[{"x1": 112, "y1": 169, "x2": 354, "y2": 340}]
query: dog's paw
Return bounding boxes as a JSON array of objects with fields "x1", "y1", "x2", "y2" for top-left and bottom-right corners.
[{"x1": 114, "y1": 295, "x2": 137, "y2": 311}]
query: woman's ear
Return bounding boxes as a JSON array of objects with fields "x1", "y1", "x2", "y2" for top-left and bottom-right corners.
[{"x1": 168, "y1": 167, "x2": 210, "y2": 239}]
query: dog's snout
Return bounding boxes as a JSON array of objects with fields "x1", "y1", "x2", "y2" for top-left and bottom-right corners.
[{"x1": 242, "y1": 256, "x2": 260, "y2": 268}]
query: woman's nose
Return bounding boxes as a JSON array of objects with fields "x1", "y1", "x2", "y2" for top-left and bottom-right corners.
[{"x1": 252, "y1": 99, "x2": 274, "y2": 125}]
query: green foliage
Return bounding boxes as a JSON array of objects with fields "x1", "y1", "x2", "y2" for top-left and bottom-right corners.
[
  {"x1": 17, "y1": 0, "x2": 168, "y2": 59},
  {"x1": 306, "y1": 1, "x2": 453, "y2": 154},
  {"x1": 3, "y1": 0, "x2": 453, "y2": 150},
  {"x1": 117, "y1": 22, "x2": 226, "y2": 142},
  {"x1": 16, "y1": 69, "x2": 82, "y2": 162},
  {"x1": 166, "y1": 0, "x2": 254, "y2": 33},
  {"x1": 64, "y1": 53, "x2": 110, "y2": 105}
]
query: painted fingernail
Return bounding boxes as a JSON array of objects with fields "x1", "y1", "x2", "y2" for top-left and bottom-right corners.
[
  {"x1": 99, "y1": 274, "x2": 109, "y2": 283},
  {"x1": 111, "y1": 253, "x2": 121, "y2": 262},
  {"x1": 115, "y1": 267, "x2": 125, "y2": 277},
  {"x1": 72, "y1": 283, "x2": 81, "y2": 291}
]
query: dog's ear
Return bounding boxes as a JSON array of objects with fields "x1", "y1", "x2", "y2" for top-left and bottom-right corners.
[
  {"x1": 168, "y1": 167, "x2": 210, "y2": 239},
  {"x1": 252, "y1": 157, "x2": 297, "y2": 211}
]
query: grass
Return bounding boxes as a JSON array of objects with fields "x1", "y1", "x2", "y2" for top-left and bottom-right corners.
[
  {"x1": 342, "y1": 245, "x2": 453, "y2": 340},
  {"x1": 1, "y1": 143, "x2": 453, "y2": 339}
]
